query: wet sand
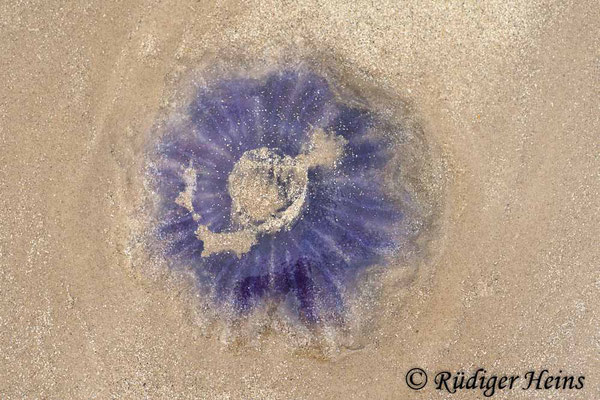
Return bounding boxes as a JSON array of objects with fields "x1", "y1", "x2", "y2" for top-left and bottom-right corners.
[{"x1": 1, "y1": 0, "x2": 599, "y2": 398}]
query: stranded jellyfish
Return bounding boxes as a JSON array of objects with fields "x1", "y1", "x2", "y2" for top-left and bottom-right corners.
[{"x1": 148, "y1": 68, "x2": 410, "y2": 325}]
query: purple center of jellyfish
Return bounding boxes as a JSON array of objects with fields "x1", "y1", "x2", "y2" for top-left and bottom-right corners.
[{"x1": 150, "y1": 69, "x2": 403, "y2": 325}]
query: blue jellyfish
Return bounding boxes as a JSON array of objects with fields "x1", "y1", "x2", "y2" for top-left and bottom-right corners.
[{"x1": 149, "y1": 69, "x2": 403, "y2": 325}]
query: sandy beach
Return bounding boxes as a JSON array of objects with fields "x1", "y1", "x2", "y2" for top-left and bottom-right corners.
[{"x1": 1, "y1": 0, "x2": 598, "y2": 398}]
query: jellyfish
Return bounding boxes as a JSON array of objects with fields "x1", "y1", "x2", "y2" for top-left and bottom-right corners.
[{"x1": 148, "y1": 68, "x2": 405, "y2": 325}]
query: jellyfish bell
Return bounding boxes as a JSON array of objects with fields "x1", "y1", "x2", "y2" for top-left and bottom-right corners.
[{"x1": 146, "y1": 67, "x2": 435, "y2": 334}]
